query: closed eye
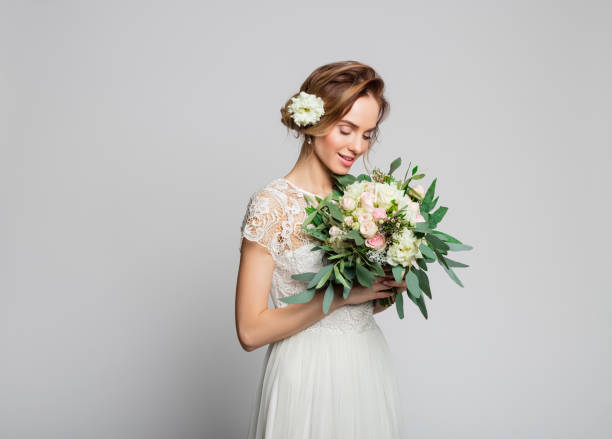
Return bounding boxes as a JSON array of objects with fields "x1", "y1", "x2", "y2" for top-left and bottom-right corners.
[{"x1": 340, "y1": 129, "x2": 372, "y2": 140}]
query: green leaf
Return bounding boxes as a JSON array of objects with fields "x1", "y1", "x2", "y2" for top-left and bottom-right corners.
[
  {"x1": 335, "y1": 173, "x2": 357, "y2": 187},
  {"x1": 428, "y1": 206, "x2": 448, "y2": 228},
  {"x1": 416, "y1": 258, "x2": 428, "y2": 271},
  {"x1": 414, "y1": 269, "x2": 432, "y2": 299},
  {"x1": 291, "y1": 272, "x2": 317, "y2": 282},
  {"x1": 418, "y1": 243, "x2": 437, "y2": 260},
  {"x1": 405, "y1": 269, "x2": 422, "y2": 299},
  {"x1": 279, "y1": 287, "x2": 316, "y2": 304},
  {"x1": 344, "y1": 229, "x2": 365, "y2": 246},
  {"x1": 413, "y1": 222, "x2": 433, "y2": 234},
  {"x1": 303, "y1": 210, "x2": 318, "y2": 226},
  {"x1": 328, "y1": 252, "x2": 350, "y2": 260},
  {"x1": 307, "y1": 264, "x2": 334, "y2": 289},
  {"x1": 411, "y1": 165, "x2": 418, "y2": 175},
  {"x1": 328, "y1": 202, "x2": 344, "y2": 222},
  {"x1": 430, "y1": 230, "x2": 463, "y2": 244},
  {"x1": 421, "y1": 178, "x2": 437, "y2": 212},
  {"x1": 369, "y1": 261, "x2": 385, "y2": 276},
  {"x1": 389, "y1": 157, "x2": 402, "y2": 175},
  {"x1": 429, "y1": 195, "x2": 439, "y2": 212},
  {"x1": 316, "y1": 265, "x2": 334, "y2": 289},
  {"x1": 446, "y1": 243, "x2": 473, "y2": 252},
  {"x1": 438, "y1": 255, "x2": 464, "y2": 287},
  {"x1": 342, "y1": 277, "x2": 353, "y2": 299},
  {"x1": 334, "y1": 265, "x2": 350, "y2": 289},
  {"x1": 426, "y1": 234, "x2": 450, "y2": 252},
  {"x1": 416, "y1": 294, "x2": 428, "y2": 319},
  {"x1": 391, "y1": 265, "x2": 404, "y2": 282},
  {"x1": 443, "y1": 257, "x2": 469, "y2": 268},
  {"x1": 303, "y1": 194, "x2": 317, "y2": 206},
  {"x1": 322, "y1": 282, "x2": 334, "y2": 314},
  {"x1": 355, "y1": 263, "x2": 376, "y2": 288},
  {"x1": 395, "y1": 290, "x2": 404, "y2": 319}
]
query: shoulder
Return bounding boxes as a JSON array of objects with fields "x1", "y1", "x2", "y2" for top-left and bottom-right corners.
[
  {"x1": 241, "y1": 178, "x2": 290, "y2": 225},
  {"x1": 244, "y1": 178, "x2": 291, "y2": 206}
]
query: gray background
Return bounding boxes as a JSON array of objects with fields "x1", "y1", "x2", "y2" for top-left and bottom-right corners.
[{"x1": 2, "y1": 1, "x2": 611, "y2": 438}]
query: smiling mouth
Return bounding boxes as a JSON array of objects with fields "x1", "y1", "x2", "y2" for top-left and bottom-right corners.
[{"x1": 338, "y1": 153, "x2": 355, "y2": 162}]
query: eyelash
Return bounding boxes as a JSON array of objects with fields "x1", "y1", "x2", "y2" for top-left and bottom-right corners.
[{"x1": 340, "y1": 129, "x2": 372, "y2": 140}]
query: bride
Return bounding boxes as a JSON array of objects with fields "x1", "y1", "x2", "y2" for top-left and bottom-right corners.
[{"x1": 235, "y1": 60, "x2": 408, "y2": 438}]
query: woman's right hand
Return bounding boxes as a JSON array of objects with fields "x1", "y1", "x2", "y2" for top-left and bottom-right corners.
[{"x1": 339, "y1": 275, "x2": 396, "y2": 306}]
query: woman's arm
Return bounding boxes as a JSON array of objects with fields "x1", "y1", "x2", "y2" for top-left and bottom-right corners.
[{"x1": 235, "y1": 238, "x2": 346, "y2": 352}]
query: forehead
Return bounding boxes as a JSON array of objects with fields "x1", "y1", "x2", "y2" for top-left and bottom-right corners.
[{"x1": 340, "y1": 95, "x2": 380, "y2": 130}]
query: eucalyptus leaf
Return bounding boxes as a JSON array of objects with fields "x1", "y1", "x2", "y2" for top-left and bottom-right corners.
[
  {"x1": 414, "y1": 269, "x2": 432, "y2": 299},
  {"x1": 291, "y1": 272, "x2": 317, "y2": 282},
  {"x1": 446, "y1": 243, "x2": 473, "y2": 251},
  {"x1": 279, "y1": 287, "x2": 316, "y2": 304},
  {"x1": 327, "y1": 202, "x2": 344, "y2": 222},
  {"x1": 316, "y1": 264, "x2": 334, "y2": 289},
  {"x1": 430, "y1": 230, "x2": 463, "y2": 244},
  {"x1": 419, "y1": 243, "x2": 437, "y2": 260},
  {"x1": 334, "y1": 265, "x2": 350, "y2": 289},
  {"x1": 428, "y1": 206, "x2": 448, "y2": 228},
  {"x1": 416, "y1": 258, "x2": 428, "y2": 271},
  {"x1": 307, "y1": 264, "x2": 334, "y2": 289},
  {"x1": 438, "y1": 255, "x2": 464, "y2": 287},
  {"x1": 342, "y1": 277, "x2": 353, "y2": 299},
  {"x1": 395, "y1": 290, "x2": 404, "y2": 319},
  {"x1": 391, "y1": 265, "x2": 404, "y2": 282},
  {"x1": 421, "y1": 178, "x2": 437, "y2": 212},
  {"x1": 443, "y1": 257, "x2": 469, "y2": 268},
  {"x1": 414, "y1": 222, "x2": 433, "y2": 234},
  {"x1": 389, "y1": 157, "x2": 402, "y2": 175},
  {"x1": 355, "y1": 263, "x2": 375, "y2": 288},
  {"x1": 426, "y1": 234, "x2": 450, "y2": 252},
  {"x1": 322, "y1": 282, "x2": 335, "y2": 314},
  {"x1": 416, "y1": 294, "x2": 428, "y2": 319},
  {"x1": 405, "y1": 269, "x2": 422, "y2": 299}
]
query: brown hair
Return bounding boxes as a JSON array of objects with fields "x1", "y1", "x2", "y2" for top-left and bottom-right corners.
[{"x1": 280, "y1": 60, "x2": 390, "y2": 169}]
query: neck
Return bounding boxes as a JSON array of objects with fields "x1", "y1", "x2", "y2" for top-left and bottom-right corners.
[{"x1": 284, "y1": 151, "x2": 334, "y2": 197}]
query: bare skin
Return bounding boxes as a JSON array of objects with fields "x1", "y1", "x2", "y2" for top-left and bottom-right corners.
[{"x1": 235, "y1": 93, "x2": 407, "y2": 352}]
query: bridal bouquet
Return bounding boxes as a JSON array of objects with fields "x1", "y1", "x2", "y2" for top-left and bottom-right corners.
[{"x1": 279, "y1": 157, "x2": 472, "y2": 319}]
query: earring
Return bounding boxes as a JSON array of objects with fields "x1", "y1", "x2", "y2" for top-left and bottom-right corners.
[{"x1": 307, "y1": 136, "x2": 312, "y2": 144}]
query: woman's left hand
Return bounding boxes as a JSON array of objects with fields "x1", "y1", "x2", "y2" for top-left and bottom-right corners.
[{"x1": 381, "y1": 276, "x2": 406, "y2": 291}]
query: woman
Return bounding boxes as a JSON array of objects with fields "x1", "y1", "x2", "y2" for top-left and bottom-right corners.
[{"x1": 235, "y1": 61, "x2": 408, "y2": 438}]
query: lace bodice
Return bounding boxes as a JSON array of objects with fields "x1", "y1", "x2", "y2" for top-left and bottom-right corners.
[{"x1": 239, "y1": 177, "x2": 376, "y2": 334}]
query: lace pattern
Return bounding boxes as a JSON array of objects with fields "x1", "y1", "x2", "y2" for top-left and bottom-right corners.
[{"x1": 239, "y1": 178, "x2": 376, "y2": 334}]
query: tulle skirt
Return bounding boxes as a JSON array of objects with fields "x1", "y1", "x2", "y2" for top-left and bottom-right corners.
[{"x1": 246, "y1": 321, "x2": 406, "y2": 439}]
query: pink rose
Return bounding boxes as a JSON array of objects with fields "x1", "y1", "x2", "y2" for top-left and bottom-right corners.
[
  {"x1": 341, "y1": 196, "x2": 356, "y2": 211},
  {"x1": 359, "y1": 192, "x2": 375, "y2": 210},
  {"x1": 359, "y1": 221, "x2": 378, "y2": 239},
  {"x1": 372, "y1": 207, "x2": 387, "y2": 222},
  {"x1": 365, "y1": 233, "x2": 386, "y2": 250},
  {"x1": 415, "y1": 213, "x2": 426, "y2": 223},
  {"x1": 357, "y1": 211, "x2": 373, "y2": 224}
]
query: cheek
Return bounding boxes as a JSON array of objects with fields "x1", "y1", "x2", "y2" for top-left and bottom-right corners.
[{"x1": 321, "y1": 132, "x2": 345, "y2": 153}]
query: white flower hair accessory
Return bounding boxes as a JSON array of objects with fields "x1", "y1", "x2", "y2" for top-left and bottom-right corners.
[{"x1": 287, "y1": 91, "x2": 325, "y2": 127}]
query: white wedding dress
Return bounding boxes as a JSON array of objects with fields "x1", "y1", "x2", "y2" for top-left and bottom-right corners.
[{"x1": 239, "y1": 177, "x2": 406, "y2": 439}]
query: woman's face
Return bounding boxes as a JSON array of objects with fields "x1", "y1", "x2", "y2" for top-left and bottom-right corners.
[{"x1": 313, "y1": 94, "x2": 380, "y2": 174}]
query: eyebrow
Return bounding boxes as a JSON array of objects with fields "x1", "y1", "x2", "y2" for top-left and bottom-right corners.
[{"x1": 340, "y1": 119, "x2": 377, "y2": 131}]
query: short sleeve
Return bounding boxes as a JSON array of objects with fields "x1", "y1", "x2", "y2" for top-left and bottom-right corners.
[{"x1": 239, "y1": 189, "x2": 287, "y2": 257}]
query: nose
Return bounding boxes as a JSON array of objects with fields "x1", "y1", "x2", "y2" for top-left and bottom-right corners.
[{"x1": 348, "y1": 134, "x2": 368, "y2": 156}]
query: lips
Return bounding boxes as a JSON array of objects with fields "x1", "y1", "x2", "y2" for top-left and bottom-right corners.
[
  {"x1": 338, "y1": 153, "x2": 354, "y2": 161},
  {"x1": 338, "y1": 153, "x2": 355, "y2": 167}
]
